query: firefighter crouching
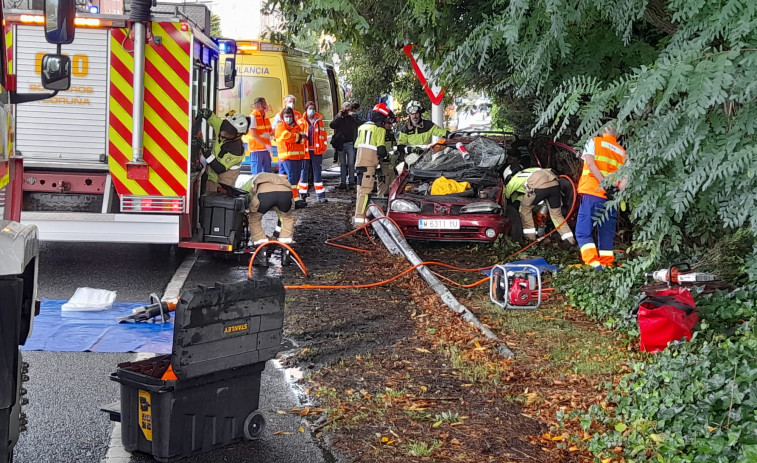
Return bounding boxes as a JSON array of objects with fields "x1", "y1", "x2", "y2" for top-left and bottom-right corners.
[
  {"x1": 198, "y1": 109, "x2": 251, "y2": 193},
  {"x1": 353, "y1": 103, "x2": 395, "y2": 227},
  {"x1": 241, "y1": 173, "x2": 297, "y2": 246},
  {"x1": 504, "y1": 167, "x2": 576, "y2": 245}
]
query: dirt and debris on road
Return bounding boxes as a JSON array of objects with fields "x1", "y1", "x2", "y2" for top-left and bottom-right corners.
[{"x1": 273, "y1": 180, "x2": 631, "y2": 462}]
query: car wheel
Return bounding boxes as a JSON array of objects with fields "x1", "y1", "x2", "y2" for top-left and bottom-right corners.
[{"x1": 505, "y1": 205, "x2": 524, "y2": 242}]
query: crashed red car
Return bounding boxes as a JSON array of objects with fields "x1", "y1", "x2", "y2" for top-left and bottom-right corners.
[{"x1": 386, "y1": 131, "x2": 578, "y2": 243}]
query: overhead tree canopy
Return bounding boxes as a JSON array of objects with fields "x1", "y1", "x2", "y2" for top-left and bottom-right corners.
[
  {"x1": 266, "y1": 0, "x2": 757, "y2": 274},
  {"x1": 210, "y1": 12, "x2": 222, "y2": 38}
]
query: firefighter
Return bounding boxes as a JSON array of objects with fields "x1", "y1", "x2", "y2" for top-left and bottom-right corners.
[
  {"x1": 297, "y1": 101, "x2": 329, "y2": 202},
  {"x1": 504, "y1": 167, "x2": 576, "y2": 245},
  {"x1": 353, "y1": 103, "x2": 395, "y2": 227},
  {"x1": 198, "y1": 109, "x2": 250, "y2": 193},
  {"x1": 246, "y1": 97, "x2": 273, "y2": 174},
  {"x1": 377, "y1": 114, "x2": 398, "y2": 197},
  {"x1": 240, "y1": 172, "x2": 297, "y2": 246},
  {"x1": 576, "y1": 125, "x2": 627, "y2": 269},
  {"x1": 274, "y1": 106, "x2": 307, "y2": 206},
  {"x1": 396, "y1": 100, "x2": 448, "y2": 157}
]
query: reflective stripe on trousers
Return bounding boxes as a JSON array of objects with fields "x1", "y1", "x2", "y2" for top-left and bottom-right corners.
[{"x1": 575, "y1": 194, "x2": 617, "y2": 266}]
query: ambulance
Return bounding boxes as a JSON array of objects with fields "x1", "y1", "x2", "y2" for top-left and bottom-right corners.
[
  {"x1": 216, "y1": 40, "x2": 343, "y2": 169},
  {"x1": 2, "y1": 7, "x2": 241, "y2": 250}
]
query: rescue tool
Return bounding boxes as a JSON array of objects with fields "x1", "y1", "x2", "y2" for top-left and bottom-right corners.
[
  {"x1": 645, "y1": 263, "x2": 717, "y2": 287},
  {"x1": 117, "y1": 294, "x2": 178, "y2": 324},
  {"x1": 489, "y1": 263, "x2": 543, "y2": 310}
]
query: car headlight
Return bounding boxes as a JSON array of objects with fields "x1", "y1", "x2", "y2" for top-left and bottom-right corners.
[
  {"x1": 390, "y1": 199, "x2": 421, "y2": 213},
  {"x1": 460, "y1": 201, "x2": 501, "y2": 214}
]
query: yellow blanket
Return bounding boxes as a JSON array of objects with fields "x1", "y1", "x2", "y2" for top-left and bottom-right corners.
[{"x1": 430, "y1": 176, "x2": 471, "y2": 195}]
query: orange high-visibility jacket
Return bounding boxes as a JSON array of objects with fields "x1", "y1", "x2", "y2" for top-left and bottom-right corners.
[
  {"x1": 275, "y1": 121, "x2": 305, "y2": 161},
  {"x1": 247, "y1": 109, "x2": 272, "y2": 151},
  {"x1": 577, "y1": 134, "x2": 626, "y2": 199},
  {"x1": 297, "y1": 112, "x2": 328, "y2": 157}
]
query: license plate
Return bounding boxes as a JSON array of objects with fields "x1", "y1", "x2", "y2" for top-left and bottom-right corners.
[{"x1": 418, "y1": 219, "x2": 460, "y2": 230}]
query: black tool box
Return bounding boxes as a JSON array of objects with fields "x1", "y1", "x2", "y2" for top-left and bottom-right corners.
[
  {"x1": 106, "y1": 277, "x2": 285, "y2": 462},
  {"x1": 200, "y1": 192, "x2": 250, "y2": 245}
]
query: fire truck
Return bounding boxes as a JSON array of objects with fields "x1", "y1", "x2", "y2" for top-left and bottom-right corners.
[
  {"x1": 1, "y1": 3, "x2": 240, "y2": 251},
  {"x1": 1, "y1": 2, "x2": 83, "y2": 461}
]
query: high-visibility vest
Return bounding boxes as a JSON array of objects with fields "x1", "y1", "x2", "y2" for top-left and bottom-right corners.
[
  {"x1": 297, "y1": 113, "x2": 328, "y2": 156},
  {"x1": 248, "y1": 110, "x2": 272, "y2": 151},
  {"x1": 356, "y1": 122, "x2": 386, "y2": 152},
  {"x1": 577, "y1": 135, "x2": 626, "y2": 198},
  {"x1": 275, "y1": 121, "x2": 305, "y2": 161}
]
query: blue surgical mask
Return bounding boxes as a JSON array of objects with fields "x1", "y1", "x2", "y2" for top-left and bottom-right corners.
[
  {"x1": 286, "y1": 102, "x2": 294, "y2": 109},
  {"x1": 284, "y1": 117, "x2": 293, "y2": 124},
  {"x1": 307, "y1": 108, "x2": 315, "y2": 117}
]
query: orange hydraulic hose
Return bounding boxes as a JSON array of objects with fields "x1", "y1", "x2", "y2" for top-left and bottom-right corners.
[
  {"x1": 249, "y1": 177, "x2": 578, "y2": 290},
  {"x1": 247, "y1": 241, "x2": 309, "y2": 277},
  {"x1": 324, "y1": 215, "x2": 407, "y2": 254}
]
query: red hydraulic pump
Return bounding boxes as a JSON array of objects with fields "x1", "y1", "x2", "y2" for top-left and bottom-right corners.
[{"x1": 490, "y1": 264, "x2": 542, "y2": 309}]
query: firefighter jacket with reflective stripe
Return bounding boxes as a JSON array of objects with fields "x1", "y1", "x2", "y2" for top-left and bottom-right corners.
[
  {"x1": 356, "y1": 122, "x2": 387, "y2": 151},
  {"x1": 275, "y1": 121, "x2": 305, "y2": 161},
  {"x1": 297, "y1": 113, "x2": 328, "y2": 156},
  {"x1": 206, "y1": 114, "x2": 244, "y2": 182},
  {"x1": 397, "y1": 119, "x2": 447, "y2": 146},
  {"x1": 355, "y1": 122, "x2": 387, "y2": 168},
  {"x1": 504, "y1": 167, "x2": 541, "y2": 201},
  {"x1": 577, "y1": 135, "x2": 626, "y2": 198},
  {"x1": 247, "y1": 110, "x2": 272, "y2": 151}
]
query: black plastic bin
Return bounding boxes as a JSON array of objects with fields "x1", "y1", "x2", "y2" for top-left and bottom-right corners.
[
  {"x1": 200, "y1": 193, "x2": 250, "y2": 245},
  {"x1": 109, "y1": 277, "x2": 285, "y2": 462}
]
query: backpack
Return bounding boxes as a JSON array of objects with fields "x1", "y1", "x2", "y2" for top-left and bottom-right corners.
[{"x1": 634, "y1": 288, "x2": 698, "y2": 353}]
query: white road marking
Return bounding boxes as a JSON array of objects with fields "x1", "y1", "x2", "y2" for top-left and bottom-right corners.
[
  {"x1": 103, "y1": 252, "x2": 198, "y2": 462},
  {"x1": 162, "y1": 251, "x2": 199, "y2": 300}
]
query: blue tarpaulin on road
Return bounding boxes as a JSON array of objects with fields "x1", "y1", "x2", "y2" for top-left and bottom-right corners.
[
  {"x1": 481, "y1": 258, "x2": 560, "y2": 277},
  {"x1": 20, "y1": 299, "x2": 174, "y2": 353}
]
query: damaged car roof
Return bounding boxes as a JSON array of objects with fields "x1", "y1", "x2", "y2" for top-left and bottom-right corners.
[{"x1": 412, "y1": 136, "x2": 508, "y2": 173}]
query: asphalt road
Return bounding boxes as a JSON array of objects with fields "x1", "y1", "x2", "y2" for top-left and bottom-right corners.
[{"x1": 12, "y1": 241, "x2": 330, "y2": 463}]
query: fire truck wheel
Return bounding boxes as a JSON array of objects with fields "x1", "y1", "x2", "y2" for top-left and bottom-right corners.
[
  {"x1": 505, "y1": 205, "x2": 524, "y2": 242},
  {"x1": 243, "y1": 412, "x2": 266, "y2": 440}
]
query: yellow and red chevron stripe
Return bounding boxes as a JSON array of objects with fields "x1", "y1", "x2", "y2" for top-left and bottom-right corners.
[
  {"x1": 0, "y1": 159, "x2": 8, "y2": 190},
  {"x1": 108, "y1": 23, "x2": 190, "y2": 197},
  {"x1": 5, "y1": 25, "x2": 13, "y2": 75}
]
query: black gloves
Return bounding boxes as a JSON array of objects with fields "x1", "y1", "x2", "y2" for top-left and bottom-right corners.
[
  {"x1": 605, "y1": 185, "x2": 620, "y2": 200},
  {"x1": 198, "y1": 108, "x2": 214, "y2": 119}
]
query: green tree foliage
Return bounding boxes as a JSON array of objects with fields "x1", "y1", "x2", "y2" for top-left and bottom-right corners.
[
  {"x1": 210, "y1": 12, "x2": 222, "y2": 38},
  {"x1": 267, "y1": 0, "x2": 757, "y2": 273},
  {"x1": 264, "y1": 0, "x2": 441, "y2": 112}
]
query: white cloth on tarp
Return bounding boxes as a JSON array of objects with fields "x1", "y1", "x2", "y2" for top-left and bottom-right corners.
[{"x1": 61, "y1": 287, "x2": 117, "y2": 312}]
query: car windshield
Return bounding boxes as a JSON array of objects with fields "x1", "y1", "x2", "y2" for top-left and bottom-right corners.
[{"x1": 413, "y1": 137, "x2": 506, "y2": 172}]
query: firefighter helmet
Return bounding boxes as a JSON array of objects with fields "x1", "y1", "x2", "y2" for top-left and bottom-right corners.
[
  {"x1": 372, "y1": 102, "x2": 391, "y2": 116},
  {"x1": 227, "y1": 113, "x2": 250, "y2": 134},
  {"x1": 406, "y1": 100, "x2": 424, "y2": 115}
]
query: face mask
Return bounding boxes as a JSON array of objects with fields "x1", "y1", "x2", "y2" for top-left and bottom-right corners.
[
  {"x1": 286, "y1": 102, "x2": 294, "y2": 109},
  {"x1": 307, "y1": 108, "x2": 315, "y2": 117},
  {"x1": 284, "y1": 117, "x2": 293, "y2": 124}
]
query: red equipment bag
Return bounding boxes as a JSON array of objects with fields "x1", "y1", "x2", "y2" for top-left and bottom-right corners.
[{"x1": 635, "y1": 288, "x2": 698, "y2": 353}]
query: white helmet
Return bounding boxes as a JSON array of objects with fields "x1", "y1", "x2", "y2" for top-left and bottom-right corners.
[
  {"x1": 406, "y1": 100, "x2": 424, "y2": 115},
  {"x1": 227, "y1": 113, "x2": 250, "y2": 134}
]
